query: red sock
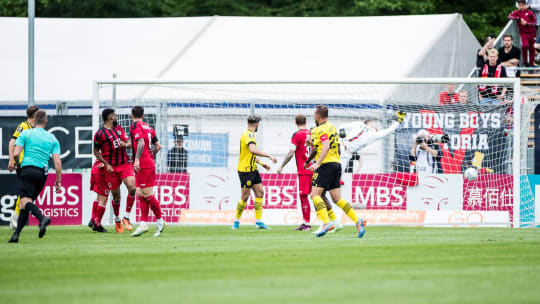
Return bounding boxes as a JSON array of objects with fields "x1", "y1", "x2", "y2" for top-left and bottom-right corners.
[
  {"x1": 95, "y1": 204, "x2": 106, "y2": 226},
  {"x1": 146, "y1": 195, "x2": 162, "y2": 220},
  {"x1": 91, "y1": 201, "x2": 99, "y2": 221},
  {"x1": 112, "y1": 199, "x2": 120, "y2": 218},
  {"x1": 140, "y1": 196, "x2": 149, "y2": 222},
  {"x1": 300, "y1": 194, "x2": 310, "y2": 223},
  {"x1": 126, "y1": 194, "x2": 135, "y2": 213}
]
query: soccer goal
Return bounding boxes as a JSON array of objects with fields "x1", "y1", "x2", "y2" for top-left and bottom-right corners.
[{"x1": 92, "y1": 78, "x2": 538, "y2": 227}]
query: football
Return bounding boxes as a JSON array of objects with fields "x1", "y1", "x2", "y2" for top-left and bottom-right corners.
[{"x1": 464, "y1": 167, "x2": 478, "y2": 181}]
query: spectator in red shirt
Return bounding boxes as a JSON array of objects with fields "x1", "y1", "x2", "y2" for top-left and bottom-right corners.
[
  {"x1": 439, "y1": 84, "x2": 459, "y2": 105},
  {"x1": 509, "y1": 0, "x2": 537, "y2": 66}
]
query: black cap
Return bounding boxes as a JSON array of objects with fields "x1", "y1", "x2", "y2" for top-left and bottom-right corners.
[
  {"x1": 517, "y1": 0, "x2": 527, "y2": 3},
  {"x1": 247, "y1": 114, "x2": 261, "y2": 123},
  {"x1": 176, "y1": 135, "x2": 184, "y2": 141}
]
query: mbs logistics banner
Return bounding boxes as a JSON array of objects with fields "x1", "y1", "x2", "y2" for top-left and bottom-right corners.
[
  {"x1": 394, "y1": 104, "x2": 508, "y2": 174},
  {"x1": 0, "y1": 116, "x2": 92, "y2": 169},
  {"x1": 0, "y1": 173, "x2": 83, "y2": 226}
]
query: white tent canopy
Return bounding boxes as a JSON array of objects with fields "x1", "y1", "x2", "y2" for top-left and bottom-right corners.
[{"x1": 0, "y1": 14, "x2": 479, "y2": 104}]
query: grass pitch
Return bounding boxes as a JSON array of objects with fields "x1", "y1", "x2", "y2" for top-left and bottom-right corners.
[{"x1": 1, "y1": 225, "x2": 539, "y2": 304}]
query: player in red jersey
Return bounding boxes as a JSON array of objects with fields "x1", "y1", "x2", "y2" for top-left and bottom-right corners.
[
  {"x1": 129, "y1": 106, "x2": 165, "y2": 237},
  {"x1": 93, "y1": 108, "x2": 136, "y2": 233},
  {"x1": 277, "y1": 114, "x2": 314, "y2": 231},
  {"x1": 88, "y1": 159, "x2": 109, "y2": 230}
]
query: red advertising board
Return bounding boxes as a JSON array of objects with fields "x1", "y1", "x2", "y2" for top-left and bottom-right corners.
[
  {"x1": 246, "y1": 173, "x2": 297, "y2": 209},
  {"x1": 351, "y1": 173, "x2": 408, "y2": 210},
  {"x1": 136, "y1": 173, "x2": 190, "y2": 223},
  {"x1": 29, "y1": 173, "x2": 83, "y2": 225},
  {"x1": 463, "y1": 174, "x2": 513, "y2": 219}
]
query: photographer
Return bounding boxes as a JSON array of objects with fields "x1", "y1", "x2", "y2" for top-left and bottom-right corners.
[{"x1": 409, "y1": 130, "x2": 446, "y2": 175}]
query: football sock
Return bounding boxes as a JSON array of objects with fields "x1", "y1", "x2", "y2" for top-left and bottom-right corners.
[
  {"x1": 336, "y1": 199, "x2": 358, "y2": 223},
  {"x1": 235, "y1": 200, "x2": 246, "y2": 220},
  {"x1": 95, "y1": 204, "x2": 106, "y2": 226},
  {"x1": 299, "y1": 194, "x2": 310, "y2": 223},
  {"x1": 140, "y1": 197, "x2": 149, "y2": 222},
  {"x1": 126, "y1": 194, "x2": 135, "y2": 214},
  {"x1": 91, "y1": 201, "x2": 99, "y2": 221},
  {"x1": 14, "y1": 208, "x2": 29, "y2": 235},
  {"x1": 25, "y1": 203, "x2": 44, "y2": 222},
  {"x1": 312, "y1": 196, "x2": 330, "y2": 224},
  {"x1": 14, "y1": 196, "x2": 20, "y2": 216},
  {"x1": 327, "y1": 208, "x2": 337, "y2": 222},
  {"x1": 254, "y1": 197, "x2": 263, "y2": 221},
  {"x1": 112, "y1": 199, "x2": 121, "y2": 221},
  {"x1": 146, "y1": 195, "x2": 162, "y2": 220}
]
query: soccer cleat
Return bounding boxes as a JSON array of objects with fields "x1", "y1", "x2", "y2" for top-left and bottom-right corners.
[
  {"x1": 154, "y1": 221, "x2": 166, "y2": 237},
  {"x1": 295, "y1": 223, "x2": 306, "y2": 231},
  {"x1": 302, "y1": 224, "x2": 312, "y2": 231},
  {"x1": 329, "y1": 223, "x2": 344, "y2": 233},
  {"x1": 131, "y1": 223, "x2": 149, "y2": 237},
  {"x1": 312, "y1": 225, "x2": 324, "y2": 234},
  {"x1": 356, "y1": 219, "x2": 366, "y2": 238},
  {"x1": 231, "y1": 220, "x2": 240, "y2": 230},
  {"x1": 9, "y1": 214, "x2": 18, "y2": 230},
  {"x1": 87, "y1": 219, "x2": 95, "y2": 229},
  {"x1": 255, "y1": 221, "x2": 271, "y2": 229},
  {"x1": 316, "y1": 223, "x2": 334, "y2": 237},
  {"x1": 8, "y1": 233, "x2": 19, "y2": 243},
  {"x1": 38, "y1": 217, "x2": 51, "y2": 238},
  {"x1": 115, "y1": 220, "x2": 124, "y2": 233},
  {"x1": 122, "y1": 217, "x2": 132, "y2": 231},
  {"x1": 396, "y1": 110, "x2": 406, "y2": 123},
  {"x1": 93, "y1": 224, "x2": 107, "y2": 233}
]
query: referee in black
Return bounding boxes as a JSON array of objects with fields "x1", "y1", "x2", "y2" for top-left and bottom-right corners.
[{"x1": 9, "y1": 110, "x2": 62, "y2": 243}]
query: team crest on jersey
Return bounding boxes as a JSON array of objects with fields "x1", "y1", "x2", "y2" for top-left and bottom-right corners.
[
  {"x1": 249, "y1": 133, "x2": 254, "y2": 138},
  {"x1": 116, "y1": 130, "x2": 122, "y2": 136}
]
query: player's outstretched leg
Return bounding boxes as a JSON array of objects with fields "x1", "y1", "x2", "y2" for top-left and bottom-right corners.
[
  {"x1": 9, "y1": 206, "x2": 28, "y2": 243},
  {"x1": 335, "y1": 198, "x2": 365, "y2": 238}
]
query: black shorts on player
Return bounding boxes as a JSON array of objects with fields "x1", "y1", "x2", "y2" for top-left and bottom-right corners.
[
  {"x1": 238, "y1": 170, "x2": 262, "y2": 188},
  {"x1": 19, "y1": 166, "x2": 48, "y2": 200},
  {"x1": 312, "y1": 162, "x2": 341, "y2": 190}
]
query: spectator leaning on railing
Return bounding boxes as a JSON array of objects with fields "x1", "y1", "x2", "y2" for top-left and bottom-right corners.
[
  {"x1": 498, "y1": 34, "x2": 521, "y2": 77},
  {"x1": 509, "y1": 0, "x2": 537, "y2": 67},
  {"x1": 478, "y1": 49, "x2": 507, "y2": 105}
]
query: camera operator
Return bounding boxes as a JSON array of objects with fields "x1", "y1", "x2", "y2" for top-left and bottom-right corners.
[{"x1": 409, "y1": 130, "x2": 447, "y2": 175}]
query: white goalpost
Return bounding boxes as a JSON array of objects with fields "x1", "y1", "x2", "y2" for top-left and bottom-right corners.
[{"x1": 92, "y1": 78, "x2": 537, "y2": 228}]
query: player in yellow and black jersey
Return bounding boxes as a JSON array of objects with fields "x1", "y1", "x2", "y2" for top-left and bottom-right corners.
[
  {"x1": 307, "y1": 105, "x2": 366, "y2": 238},
  {"x1": 233, "y1": 114, "x2": 277, "y2": 230},
  {"x1": 7, "y1": 105, "x2": 39, "y2": 230}
]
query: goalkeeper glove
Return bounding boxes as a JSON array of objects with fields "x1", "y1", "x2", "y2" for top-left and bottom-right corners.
[{"x1": 396, "y1": 110, "x2": 406, "y2": 123}]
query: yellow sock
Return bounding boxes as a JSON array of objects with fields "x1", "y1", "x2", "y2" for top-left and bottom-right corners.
[
  {"x1": 327, "y1": 208, "x2": 336, "y2": 222},
  {"x1": 336, "y1": 199, "x2": 358, "y2": 223},
  {"x1": 312, "y1": 196, "x2": 330, "y2": 224},
  {"x1": 235, "y1": 200, "x2": 246, "y2": 220},
  {"x1": 254, "y1": 197, "x2": 263, "y2": 220},
  {"x1": 14, "y1": 196, "x2": 20, "y2": 216}
]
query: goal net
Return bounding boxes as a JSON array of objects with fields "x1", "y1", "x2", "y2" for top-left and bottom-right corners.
[{"x1": 92, "y1": 78, "x2": 537, "y2": 227}]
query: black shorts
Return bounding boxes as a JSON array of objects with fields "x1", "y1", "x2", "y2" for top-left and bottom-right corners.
[
  {"x1": 19, "y1": 166, "x2": 48, "y2": 201},
  {"x1": 312, "y1": 162, "x2": 341, "y2": 190},
  {"x1": 238, "y1": 170, "x2": 262, "y2": 188}
]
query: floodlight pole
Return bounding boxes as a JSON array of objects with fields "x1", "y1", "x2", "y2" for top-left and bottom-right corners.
[{"x1": 28, "y1": 0, "x2": 35, "y2": 106}]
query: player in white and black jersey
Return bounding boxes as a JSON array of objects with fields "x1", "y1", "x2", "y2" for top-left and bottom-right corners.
[{"x1": 339, "y1": 111, "x2": 406, "y2": 176}]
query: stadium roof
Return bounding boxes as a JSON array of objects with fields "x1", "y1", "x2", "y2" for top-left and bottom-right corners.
[{"x1": 0, "y1": 14, "x2": 479, "y2": 104}]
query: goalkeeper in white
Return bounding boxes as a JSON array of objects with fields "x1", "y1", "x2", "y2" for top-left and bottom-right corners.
[{"x1": 339, "y1": 111, "x2": 406, "y2": 175}]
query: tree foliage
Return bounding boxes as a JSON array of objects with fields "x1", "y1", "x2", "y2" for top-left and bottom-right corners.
[{"x1": 0, "y1": 0, "x2": 518, "y2": 42}]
